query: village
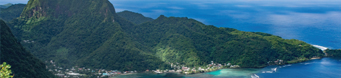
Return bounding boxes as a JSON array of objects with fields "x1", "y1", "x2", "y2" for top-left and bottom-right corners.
[
  {"x1": 45, "y1": 60, "x2": 138, "y2": 78},
  {"x1": 45, "y1": 60, "x2": 243, "y2": 78}
]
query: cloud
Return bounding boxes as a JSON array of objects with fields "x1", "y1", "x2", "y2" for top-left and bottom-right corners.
[
  {"x1": 168, "y1": 6, "x2": 184, "y2": 10},
  {"x1": 191, "y1": 3, "x2": 211, "y2": 9},
  {"x1": 266, "y1": 11, "x2": 341, "y2": 28},
  {"x1": 235, "y1": 5, "x2": 252, "y2": 8},
  {"x1": 152, "y1": 9, "x2": 166, "y2": 13}
]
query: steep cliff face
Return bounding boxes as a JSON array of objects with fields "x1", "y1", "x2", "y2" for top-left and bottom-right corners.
[
  {"x1": 1, "y1": 20, "x2": 55, "y2": 78},
  {"x1": 21, "y1": 0, "x2": 116, "y2": 18}
]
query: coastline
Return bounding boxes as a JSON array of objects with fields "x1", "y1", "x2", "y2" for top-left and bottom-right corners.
[
  {"x1": 111, "y1": 44, "x2": 330, "y2": 77},
  {"x1": 108, "y1": 56, "x2": 325, "y2": 78}
]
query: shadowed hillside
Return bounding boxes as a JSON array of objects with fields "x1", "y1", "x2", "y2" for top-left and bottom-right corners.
[
  {"x1": 0, "y1": 4, "x2": 26, "y2": 22},
  {"x1": 1, "y1": 20, "x2": 55, "y2": 78}
]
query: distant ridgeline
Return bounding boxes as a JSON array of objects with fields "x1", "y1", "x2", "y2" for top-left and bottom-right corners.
[
  {"x1": 325, "y1": 49, "x2": 341, "y2": 57},
  {"x1": 1, "y1": 20, "x2": 55, "y2": 78},
  {"x1": 6, "y1": 0, "x2": 323, "y2": 71},
  {"x1": 117, "y1": 10, "x2": 153, "y2": 25},
  {"x1": 0, "y1": 4, "x2": 26, "y2": 22},
  {"x1": 0, "y1": 3, "x2": 13, "y2": 8}
]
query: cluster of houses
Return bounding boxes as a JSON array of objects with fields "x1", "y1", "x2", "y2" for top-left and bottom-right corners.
[
  {"x1": 45, "y1": 60, "x2": 136, "y2": 78},
  {"x1": 23, "y1": 40, "x2": 35, "y2": 43},
  {"x1": 267, "y1": 59, "x2": 284, "y2": 65},
  {"x1": 153, "y1": 61, "x2": 240, "y2": 75},
  {"x1": 46, "y1": 60, "x2": 242, "y2": 77}
]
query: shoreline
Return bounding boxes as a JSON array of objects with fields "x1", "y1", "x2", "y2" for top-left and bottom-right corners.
[
  {"x1": 109, "y1": 57, "x2": 325, "y2": 78},
  {"x1": 164, "y1": 57, "x2": 323, "y2": 75}
]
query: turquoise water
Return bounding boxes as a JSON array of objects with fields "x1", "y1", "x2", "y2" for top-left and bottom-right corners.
[
  {"x1": 189, "y1": 58, "x2": 341, "y2": 78},
  {"x1": 115, "y1": 58, "x2": 341, "y2": 78},
  {"x1": 257, "y1": 58, "x2": 341, "y2": 78}
]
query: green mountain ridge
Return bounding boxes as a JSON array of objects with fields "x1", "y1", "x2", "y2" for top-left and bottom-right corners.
[
  {"x1": 117, "y1": 10, "x2": 154, "y2": 25},
  {"x1": 1, "y1": 20, "x2": 55, "y2": 78},
  {"x1": 9, "y1": 0, "x2": 169, "y2": 71},
  {"x1": 127, "y1": 15, "x2": 323, "y2": 67},
  {"x1": 0, "y1": 4, "x2": 26, "y2": 22},
  {"x1": 7, "y1": 0, "x2": 324, "y2": 72},
  {"x1": 0, "y1": 3, "x2": 13, "y2": 8}
]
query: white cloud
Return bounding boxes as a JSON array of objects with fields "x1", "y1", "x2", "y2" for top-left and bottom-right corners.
[
  {"x1": 235, "y1": 5, "x2": 252, "y2": 8},
  {"x1": 168, "y1": 6, "x2": 184, "y2": 10},
  {"x1": 152, "y1": 9, "x2": 166, "y2": 14},
  {"x1": 266, "y1": 11, "x2": 341, "y2": 28}
]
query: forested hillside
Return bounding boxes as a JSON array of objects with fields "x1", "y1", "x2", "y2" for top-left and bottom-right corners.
[
  {"x1": 325, "y1": 49, "x2": 341, "y2": 58},
  {"x1": 8, "y1": 0, "x2": 169, "y2": 71},
  {"x1": 0, "y1": 20, "x2": 55, "y2": 78},
  {"x1": 117, "y1": 10, "x2": 154, "y2": 24},
  {"x1": 6, "y1": 0, "x2": 324, "y2": 71},
  {"x1": 0, "y1": 3, "x2": 13, "y2": 8},
  {"x1": 127, "y1": 15, "x2": 324, "y2": 67},
  {"x1": 0, "y1": 4, "x2": 26, "y2": 22}
]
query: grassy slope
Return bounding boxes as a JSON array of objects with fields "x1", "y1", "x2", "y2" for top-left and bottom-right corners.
[{"x1": 1, "y1": 20, "x2": 55, "y2": 78}]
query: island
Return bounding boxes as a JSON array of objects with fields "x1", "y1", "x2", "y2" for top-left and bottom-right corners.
[{"x1": 1, "y1": 0, "x2": 327, "y2": 77}]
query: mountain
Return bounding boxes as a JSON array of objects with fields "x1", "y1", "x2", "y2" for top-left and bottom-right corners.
[
  {"x1": 127, "y1": 15, "x2": 324, "y2": 67},
  {"x1": 0, "y1": 3, "x2": 13, "y2": 8},
  {"x1": 117, "y1": 10, "x2": 154, "y2": 24},
  {"x1": 0, "y1": 4, "x2": 26, "y2": 22},
  {"x1": 9, "y1": 0, "x2": 169, "y2": 71},
  {"x1": 0, "y1": 20, "x2": 55, "y2": 78},
  {"x1": 8, "y1": 0, "x2": 323, "y2": 72}
]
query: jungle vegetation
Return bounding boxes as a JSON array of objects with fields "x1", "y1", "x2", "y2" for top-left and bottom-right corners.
[{"x1": 5, "y1": 0, "x2": 324, "y2": 72}]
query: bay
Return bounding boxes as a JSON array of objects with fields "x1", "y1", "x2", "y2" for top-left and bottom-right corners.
[{"x1": 113, "y1": 58, "x2": 341, "y2": 78}]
